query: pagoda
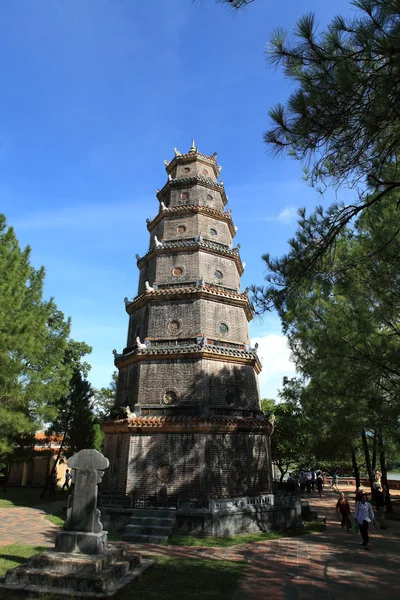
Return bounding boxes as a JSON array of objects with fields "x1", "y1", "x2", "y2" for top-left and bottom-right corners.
[{"x1": 102, "y1": 143, "x2": 299, "y2": 534}]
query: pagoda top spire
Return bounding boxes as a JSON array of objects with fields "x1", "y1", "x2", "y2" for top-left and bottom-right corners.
[{"x1": 189, "y1": 140, "x2": 197, "y2": 154}]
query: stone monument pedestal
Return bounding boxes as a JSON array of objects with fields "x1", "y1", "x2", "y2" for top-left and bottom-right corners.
[
  {"x1": 0, "y1": 450, "x2": 153, "y2": 598},
  {"x1": 55, "y1": 530, "x2": 108, "y2": 555},
  {"x1": 0, "y1": 544, "x2": 153, "y2": 598}
]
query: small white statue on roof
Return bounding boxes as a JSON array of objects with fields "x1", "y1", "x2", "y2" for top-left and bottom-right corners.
[
  {"x1": 145, "y1": 281, "x2": 154, "y2": 292},
  {"x1": 136, "y1": 336, "x2": 147, "y2": 350}
]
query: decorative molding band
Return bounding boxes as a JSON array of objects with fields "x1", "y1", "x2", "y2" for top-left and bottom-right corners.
[
  {"x1": 125, "y1": 285, "x2": 254, "y2": 321},
  {"x1": 102, "y1": 415, "x2": 273, "y2": 435}
]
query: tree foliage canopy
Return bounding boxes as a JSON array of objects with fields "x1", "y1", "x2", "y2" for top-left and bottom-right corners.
[
  {"x1": 262, "y1": 0, "x2": 400, "y2": 282},
  {"x1": 0, "y1": 216, "x2": 75, "y2": 460}
]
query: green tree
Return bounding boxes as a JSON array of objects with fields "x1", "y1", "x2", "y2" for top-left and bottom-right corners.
[
  {"x1": 262, "y1": 1, "x2": 400, "y2": 279},
  {"x1": 93, "y1": 371, "x2": 118, "y2": 420},
  {"x1": 47, "y1": 366, "x2": 102, "y2": 460},
  {"x1": 0, "y1": 216, "x2": 73, "y2": 463},
  {"x1": 261, "y1": 385, "x2": 316, "y2": 481}
]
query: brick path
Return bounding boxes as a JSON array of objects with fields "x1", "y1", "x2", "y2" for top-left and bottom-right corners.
[
  {"x1": 0, "y1": 500, "x2": 64, "y2": 547},
  {"x1": 133, "y1": 488, "x2": 400, "y2": 600},
  {"x1": 0, "y1": 490, "x2": 399, "y2": 599}
]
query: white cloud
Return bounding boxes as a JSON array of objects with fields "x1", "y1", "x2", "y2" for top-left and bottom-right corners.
[
  {"x1": 251, "y1": 333, "x2": 297, "y2": 399},
  {"x1": 264, "y1": 206, "x2": 298, "y2": 225}
]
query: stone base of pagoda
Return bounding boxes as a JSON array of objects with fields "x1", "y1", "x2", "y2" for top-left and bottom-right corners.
[
  {"x1": 98, "y1": 493, "x2": 302, "y2": 537},
  {"x1": 174, "y1": 492, "x2": 302, "y2": 536},
  {"x1": 99, "y1": 415, "x2": 300, "y2": 534}
]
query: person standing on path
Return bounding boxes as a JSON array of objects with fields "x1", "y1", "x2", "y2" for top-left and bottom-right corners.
[
  {"x1": 354, "y1": 493, "x2": 375, "y2": 550},
  {"x1": 336, "y1": 493, "x2": 352, "y2": 530}
]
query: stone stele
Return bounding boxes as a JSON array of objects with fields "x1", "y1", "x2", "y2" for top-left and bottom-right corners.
[
  {"x1": 0, "y1": 449, "x2": 153, "y2": 597},
  {"x1": 56, "y1": 449, "x2": 109, "y2": 555}
]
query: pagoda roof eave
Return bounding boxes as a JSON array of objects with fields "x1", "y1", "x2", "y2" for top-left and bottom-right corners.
[
  {"x1": 156, "y1": 175, "x2": 228, "y2": 206},
  {"x1": 136, "y1": 241, "x2": 244, "y2": 275},
  {"x1": 102, "y1": 415, "x2": 273, "y2": 436},
  {"x1": 125, "y1": 286, "x2": 254, "y2": 321},
  {"x1": 147, "y1": 205, "x2": 236, "y2": 238},
  {"x1": 165, "y1": 152, "x2": 220, "y2": 178},
  {"x1": 114, "y1": 345, "x2": 262, "y2": 374}
]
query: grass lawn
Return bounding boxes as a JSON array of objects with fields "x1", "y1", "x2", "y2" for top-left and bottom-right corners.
[
  {"x1": 167, "y1": 521, "x2": 326, "y2": 547},
  {"x1": 0, "y1": 543, "x2": 46, "y2": 578},
  {"x1": 0, "y1": 487, "x2": 68, "y2": 509},
  {"x1": 0, "y1": 545, "x2": 245, "y2": 600}
]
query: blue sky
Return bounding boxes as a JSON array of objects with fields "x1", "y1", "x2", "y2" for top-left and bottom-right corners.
[{"x1": 1, "y1": 0, "x2": 355, "y2": 399}]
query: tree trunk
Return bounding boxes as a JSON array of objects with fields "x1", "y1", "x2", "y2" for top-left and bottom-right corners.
[
  {"x1": 377, "y1": 430, "x2": 393, "y2": 513},
  {"x1": 350, "y1": 443, "x2": 360, "y2": 491},
  {"x1": 2, "y1": 464, "x2": 10, "y2": 493},
  {"x1": 371, "y1": 431, "x2": 377, "y2": 473},
  {"x1": 361, "y1": 430, "x2": 374, "y2": 491}
]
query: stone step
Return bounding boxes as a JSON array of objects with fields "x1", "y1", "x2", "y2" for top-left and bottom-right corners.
[
  {"x1": 121, "y1": 533, "x2": 168, "y2": 544},
  {"x1": 6, "y1": 565, "x2": 121, "y2": 593},
  {"x1": 131, "y1": 509, "x2": 176, "y2": 519},
  {"x1": 129, "y1": 516, "x2": 175, "y2": 528},
  {"x1": 124, "y1": 524, "x2": 172, "y2": 536},
  {"x1": 0, "y1": 559, "x2": 154, "y2": 598},
  {"x1": 27, "y1": 546, "x2": 131, "y2": 575}
]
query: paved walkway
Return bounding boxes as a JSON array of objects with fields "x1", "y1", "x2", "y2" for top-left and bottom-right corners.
[
  {"x1": 0, "y1": 500, "x2": 64, "y2": 547},
  {"x1": 133, "y1": 488, "x2": 400, "y2": 600},
  {"x1": 0, "y1": 489, "x2": 399, "y2": 599}
]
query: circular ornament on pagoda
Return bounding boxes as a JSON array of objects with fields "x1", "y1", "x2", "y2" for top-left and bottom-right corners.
[
  {"x1": 219, "y1": 322, "x2": 229, "y2": 335},
  {"x1": 171, "y1": 266, "x2": 185, "y2": 278},
  {"x1": 202, "y1": 168, "x2": 209, "y2": 176},
  {"x1": 229, "y1": 459, "x2": 248, "y2": 486},
  {"x1": 180, "y1": 191, "x2": 190, "y2": 202},
  {"x1": 177, "y1": 225, "x2": 186, "y2": 234},
  {"x1": 156, "y1": 463, "x2": 174, "y2": 484},
  {"x1": 163, "y1": 390, "x2": 178, "y2": 404},
  {"x1": 215, "y1": 270, "x2": 223, "y2": 280},
  {"x1": 210, "y1": 228, "x2": 217, "y2": 237},
  {"x1": 167, "y1": 319, "x2": 181, "y2": 334},
  {"x1": 184, "y1": 167, "x2": 191, "y2": 173}
]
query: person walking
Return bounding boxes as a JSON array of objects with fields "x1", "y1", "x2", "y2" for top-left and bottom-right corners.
[
  {"x1": 299, "y1": 470, "x2": 305, "y2": 495},
  {"x1": 336, "y1": 493, "x2": 352, "y2": 530},
  {"x1": 354, "y1": 493, "x2": 375, "y2": 550},
  {"x1": 355, "y1": 486, "x2": 364, "y2": 503},
  {"x1": 305, "y1": 469, "x2": 312, "y2": 494},
  {"x1": 331, "y1": 471, "x2": 339, "y2": 493},
  {"x1": 316, "y1": 470, "x2": 323, "y2": 497},
  {"x1": 311, "y1": 470, "x2": 316, "y2": 492},
  {"x1": 374, "y1": 483, "x2": 387, "y2": 530},
  {"x1": 62, "y1": 469, "x2": 72, "y2": 492}
]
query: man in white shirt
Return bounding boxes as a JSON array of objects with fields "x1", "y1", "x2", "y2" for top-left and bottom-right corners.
[{"x1": 354, "y1": 493, "x2": 375, "y2": 550}]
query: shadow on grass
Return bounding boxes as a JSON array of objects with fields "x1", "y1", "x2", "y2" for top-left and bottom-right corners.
[
  {"x1": 167, "y1": 521, "x2": 327, "y2": 547},
  {"x1": 0, "y1": 544, "x2": 46, "y2": 577},
  {"x1": 0, "y1": 487, "x2": 69, "y2": 509},
  {"x1": 0, "y1": 552, "x2": 245, "y2": 600}
]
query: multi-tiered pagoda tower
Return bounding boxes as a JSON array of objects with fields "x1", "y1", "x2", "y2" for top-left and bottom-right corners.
[{"x1": 102, "y1": 144, "x2": 299, "y2": 534}]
